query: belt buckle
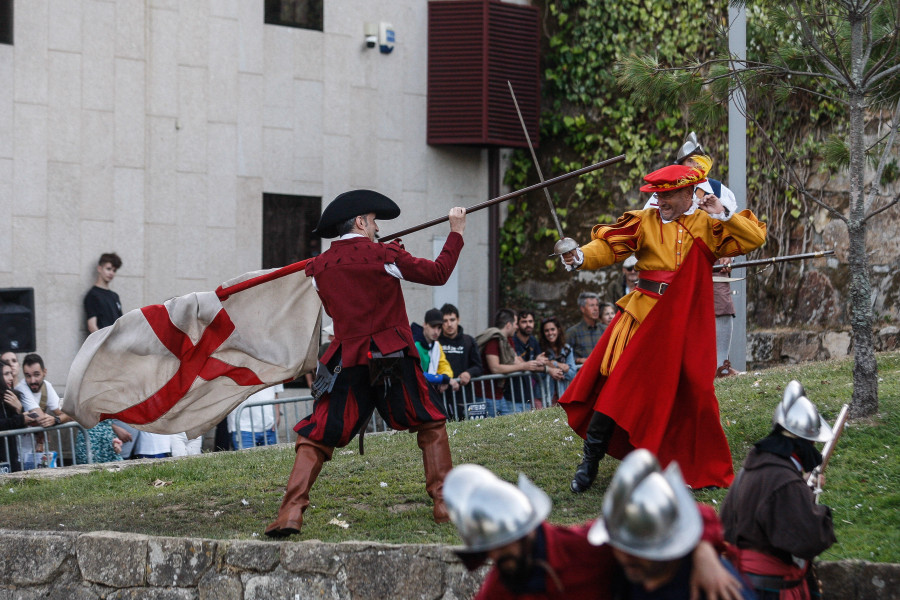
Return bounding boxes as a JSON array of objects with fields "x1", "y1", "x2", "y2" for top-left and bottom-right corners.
[{"x1": 658, "y1": 282, "x2": 668, "y2": 294}]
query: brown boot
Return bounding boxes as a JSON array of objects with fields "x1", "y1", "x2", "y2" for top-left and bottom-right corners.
[
  {"x1": 265, "y1": 436, "x2": 333, "y2": 538},
  {"x1": 414, "y1": 420, "x2": 453, "y2": 523}
]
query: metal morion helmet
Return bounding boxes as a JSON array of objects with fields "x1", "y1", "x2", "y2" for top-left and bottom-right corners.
[
  {"x1": 587, "y1": 449, "x2": 702, "y2": 561},
  {"x1": 444, "y1": 464, "x2": 551, "y2": 553},
  {"x1": 774, "y1": 380, "x2": 833, "y2": 443},
  {"x1": 675, "y1": 131, "x2": 704, "y2": 164}
]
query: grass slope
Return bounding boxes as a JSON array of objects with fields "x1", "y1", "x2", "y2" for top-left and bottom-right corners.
[{"x1": 0, "y1": 353, "x2": 896, "y2": 563}]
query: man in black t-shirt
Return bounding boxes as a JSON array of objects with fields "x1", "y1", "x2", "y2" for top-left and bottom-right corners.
[{"x1": 84, "y1": 252, "x2": 123, "y2": 333}]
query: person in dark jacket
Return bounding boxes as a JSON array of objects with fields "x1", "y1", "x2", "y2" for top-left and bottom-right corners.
[
  {"x1": 720, "y1": 381, "x2": 837, "y2": 599},
  {"x1": 438, "y1": 303, "x2": 483, "y2": 419},
  {"x1": 0, "y1": 360, "x2": 52, "y2": 472}
]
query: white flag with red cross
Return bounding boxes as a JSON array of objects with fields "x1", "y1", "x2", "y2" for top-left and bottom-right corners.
[{"x1": 63, "y1": 260, "x2": 322, "y2": 439}]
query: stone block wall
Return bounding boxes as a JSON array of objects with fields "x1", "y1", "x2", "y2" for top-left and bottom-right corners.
[
  {"x1": 747, "y1": 326, "x2": 899, "y2": 370},
  {"x1": 0, "y1": 530, "x2": 483, "y2": 600},
  {"x1": 0, "y1": 530, "x2": 896, "y2": 599}
]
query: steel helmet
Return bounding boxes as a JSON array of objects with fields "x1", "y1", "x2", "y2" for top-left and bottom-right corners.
[
  {"x1": 444, "y1": 464, "x2": 551, "y2": 554},
  {"x1": 588, "y1": 449, "x2": 702, "y2": 561},
  {"x1": 675, "y1": 131, "x2": 704, "y2": 164},
  {"x1": 774, "y1": 380, "x2": 833, "y2": 443}
]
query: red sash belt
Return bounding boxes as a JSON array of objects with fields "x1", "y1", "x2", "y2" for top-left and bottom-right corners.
[
  {"x1": 736, "y1": 548, "x2": 809, "y2": 599},
  {"x1": 636, "y1": 270, "x2": 676, "y2": 297}
]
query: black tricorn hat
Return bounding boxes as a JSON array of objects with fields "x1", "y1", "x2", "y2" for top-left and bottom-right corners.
[{"x1": 313, "y1": 190, "x2": 401, "y2": 238}]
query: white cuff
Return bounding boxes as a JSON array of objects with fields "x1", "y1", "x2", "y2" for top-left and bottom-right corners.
[
  {"x1": 562, "y1": 248, "x2": 584, "y2": 271},
  {"x1": 709, "y1": 208, "x2": 732, "y2": 221}
]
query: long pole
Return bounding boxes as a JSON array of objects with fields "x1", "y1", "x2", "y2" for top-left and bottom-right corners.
[
  {"x1": 508, "y1": 81, "x2": 565, "y2": 240},
  {"x1": 729, "y1": 3, "x2": 748, "y2": 370},
  {"x1": 380, "y1": 154, "x2": 625, "y2": 242},
  {"x1": 714, "y1": 250, "x2": 835, "y2": 272}
]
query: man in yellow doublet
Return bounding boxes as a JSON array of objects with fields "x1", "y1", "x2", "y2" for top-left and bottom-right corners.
[
  {"x1": 581, "y1": 204, "x2": 766, "y2": 376},
  {"x1": 559, "y1": 164, "x2": 766, "y2": 492}
]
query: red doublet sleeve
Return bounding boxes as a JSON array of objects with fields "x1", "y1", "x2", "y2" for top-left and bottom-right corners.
[
  {"x1": 699, "y1": 503, "x2": 727, "y2": 554},
  {"x1": 392, "y1": 232, "x2": 464, "y2": 285}
]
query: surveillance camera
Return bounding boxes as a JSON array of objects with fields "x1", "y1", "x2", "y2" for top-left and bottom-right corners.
[{"x1": 365, "y1": 35, "x2": 377, "y2": 49}]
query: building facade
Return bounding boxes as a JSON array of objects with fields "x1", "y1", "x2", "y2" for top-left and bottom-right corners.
[{"x1": 0, "y1": 0, "x2": 502, "y2": 386}]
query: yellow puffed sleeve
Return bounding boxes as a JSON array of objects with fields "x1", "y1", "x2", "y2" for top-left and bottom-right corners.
[{"x1": 579, "y1": 211, "x2": 646, "y2": 271}]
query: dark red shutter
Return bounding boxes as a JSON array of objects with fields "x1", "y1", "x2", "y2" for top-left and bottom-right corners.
[{"x1": 427, "y1": 0, "x2": 540, "y2": 148}]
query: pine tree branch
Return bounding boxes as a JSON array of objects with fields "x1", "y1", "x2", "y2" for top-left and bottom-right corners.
[
  {"x1": 866, "y1": 61, "x2": 900, "y2": 87},
  {"x1": 860, "y1": 3, "x2": 900, "y2": 82},
  {"x1": 822, "y1": 1, "x2": 854, "y2": 78},
  {"x1": 864, "y1": 97, "x2": 900, "y2": 221},
  {"x1": 740, "y1": 100, "x2": 847, "y2": 222},
  {"x1": 790, "y1": 0, "x2": 852, "y2": 84},
  {"x1": 865, "y1": 194, "x2": 899, "y2": 219}
]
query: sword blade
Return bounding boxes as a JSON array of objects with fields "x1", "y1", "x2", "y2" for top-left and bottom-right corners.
[{"x1": 507, "y1": 81, "x2": 567, "y2": 240}]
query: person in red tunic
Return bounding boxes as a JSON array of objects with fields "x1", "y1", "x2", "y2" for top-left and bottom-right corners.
[
  {"x1": 265, "y1": 190, "x2": 467, "y2": 537},
  {"x1": 443, "y1": 460, "x2": 749, "y2": 600},
  {"x1": 560, "y1": 164, "x2": 767, "y2": 492}
]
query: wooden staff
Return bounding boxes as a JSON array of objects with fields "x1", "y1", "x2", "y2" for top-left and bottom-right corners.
[
  {"x1": 714, "y1": 250, "x2": 835, "y2": 272},
  {"x1": 380, "y1": 155, "x2": 626, "y2": 242}
]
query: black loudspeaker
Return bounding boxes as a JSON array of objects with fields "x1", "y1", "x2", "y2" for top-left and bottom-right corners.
[{"x1": 0, "y1": 288, "x2": 36, "y2": 353}]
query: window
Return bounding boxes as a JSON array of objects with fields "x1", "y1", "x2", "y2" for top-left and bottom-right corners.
[
  {"x1": 0, "y1": 0, "x2": 12, "y2": 45},
  {"x1": 264, "y1": 0, "x2": 322, "y2": 32},
  {"x1": 262, "y1": 193, "x2": 321, "y2": 269}
]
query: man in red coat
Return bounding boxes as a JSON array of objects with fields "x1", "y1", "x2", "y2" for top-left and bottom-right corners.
[{"x1": 265, "y1": 190, "x2": 467, "y2": 537}]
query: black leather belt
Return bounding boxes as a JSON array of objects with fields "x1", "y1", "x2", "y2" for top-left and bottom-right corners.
[
  {"x1": 744, "y1": 573, "x2": 804, "y2": 590},
  {"x1": 637, "y1": 278, "x2": 669, "y2": 295}
]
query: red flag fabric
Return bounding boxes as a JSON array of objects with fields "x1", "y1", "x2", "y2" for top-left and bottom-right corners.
[{"x1": 63, "y1": 260, "x2": 322, "y2": 438}]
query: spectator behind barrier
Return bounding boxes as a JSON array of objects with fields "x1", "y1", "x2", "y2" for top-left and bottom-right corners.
[
  {"x1": 133, "y1": 432, "x2": 173, "y2": 459},
  {"x1": 228, "y1": 384, "x2": 284, "y2": 449},
  {"x1": 538, "y1": 317, "x2": 576, "y2": 405},
  {"x1": 598, "y1": 302, "x2": 616, "y2": 329},
  {"x1": 513, "y1": 310, "x2": 548, "y2": 410},
  {"x1": 0, "y1": 360, "x2": 51, "y2": 472},
  {"x1": 474, "y1": 309, "x2": 544, "y2": 417},
  {"x1": 438, "y1": 303, "x2": 484, "y2": 420},
  {"x1": 0, "y1": 350, "x2": 20, "y2": 387},
  {"x1": 566, "y1": 292, "x2": 602, "y2": 366},
  {"x1": 75, "y1": 420, "x2": 124, "y2": 464},
  {"x1": 413, "y1": 309, "x2": 454, "y2": 410}
]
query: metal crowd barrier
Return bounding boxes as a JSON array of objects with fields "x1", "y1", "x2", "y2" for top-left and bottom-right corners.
[
  {"x1": 0, "y1": 422, "x2": 93, "y2": 472},
  {"x1": 231, "y1": 393, "x2": 397, "y2": 450},
  {"x1": 230, "y1": 371, "x2": 560, "y2": 451},
  {"x1": 439, "y1": 371, "x2": 571, "y2": 420}
]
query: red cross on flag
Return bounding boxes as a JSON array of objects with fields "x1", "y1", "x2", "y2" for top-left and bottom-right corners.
[{"x1": 63, "y1": 260, "x2": 322, "y2": 439}]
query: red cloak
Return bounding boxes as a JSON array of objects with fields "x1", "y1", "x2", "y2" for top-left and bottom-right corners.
[{"x1": 559, "y1": 239, "x2": 734, "y2": 488}]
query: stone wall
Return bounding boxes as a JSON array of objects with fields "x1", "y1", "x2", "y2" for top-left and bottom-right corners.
[
  {"x1": 0, "y1": 529, "x2": 896, "y2": 599},
  {"x1": 747, "y1": 326, "x2": 899, "y2": 370}
]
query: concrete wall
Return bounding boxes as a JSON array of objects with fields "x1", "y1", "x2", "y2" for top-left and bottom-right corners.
[
  {"x1": 0, "y1": 529, "x2": 895, "y2": 599},
  {"x1": 0, "y1": 0, "x2": 496, "y2": 389}
]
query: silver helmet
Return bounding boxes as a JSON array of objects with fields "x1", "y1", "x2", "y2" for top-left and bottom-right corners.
[
  {"x1": 444, "y1": 464, "x2": 551, "y2": 553},
  {"x1": 675, "y1": 131, "x2": 704, "y2": 164},
  {"x1": 588, "y1": 449, "x2": 701, "y2": 561},
  {"x1": 774, "y1": 380, "x2": 833, "y2": 443}
]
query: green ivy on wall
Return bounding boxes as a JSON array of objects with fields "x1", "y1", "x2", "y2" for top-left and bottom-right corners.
[
  {"x1": 500, "y1": 0, "x2": 727, "y2": 276},
  {"x1": 499, "y1": 0, "x2": 846, "y2": 313}
]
